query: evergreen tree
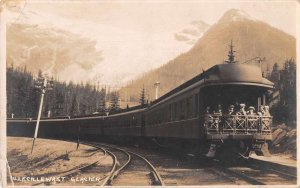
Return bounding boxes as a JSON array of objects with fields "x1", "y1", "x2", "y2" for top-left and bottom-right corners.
[
  {"x1": 225, "y1": 40, "x2": 237, "y2": 64},
  {"x1": 270, "y1": 59, "x2": 296, "y2": 126},
  {"x1": 6, "y1": 67, "x2": 123, "y2": 118},
  {"x1": 139, "y1": 86, "x2": 146, "y2": 106},
  {"x1": 270, "y1": 63, "x2": 280, "y2": 82},
  {"x1": 109, "y1": 92, "x2": 120, "y2": 112},
  {"x1": 265, "y1": 63, "x2": 271, "y2": 78},
  {"x1": 282, "y1": 59, "x2": 296, "y2": 122},
  {"x1": 88, "y1": 86, "x2": 98, "y2": 113},
  {"x1": 54, "y1": 91, "x2": 64, "y2": 116},
  {"x1": 97, "y1": 89, "x2": 106, "y2": 113},
  {"x1": 6, "y1": 66, "x2": 15, "y2": 117},
  {"x1": 70, "y1": 94, "x2": 79, "y2": 116}
]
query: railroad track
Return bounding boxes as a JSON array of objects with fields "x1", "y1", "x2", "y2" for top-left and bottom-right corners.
[
  {"x1": 210, "y1": 163, "x2": 266, "y2": 185},
  {"x1": 86, "y1": 142, "x2": 165, "y2": 186},
  {"x1": 32, "y1": 145, "x2": 108, "y2": 186},
  {"x1": 28, "y1": 139, "x2": 296, "y2": 186},
  {"x1": 248, "y1": 157, "x2": 297, "y2": 179},
  {"x1": 82, "y1": 142, "x2": 296, "y2": 186},
  {"x1": 208, "y1": 158, "x2": 297, "y2": 185}
]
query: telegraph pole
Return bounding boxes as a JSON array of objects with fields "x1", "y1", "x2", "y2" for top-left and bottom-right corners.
[
  {"x1": 31, "y1": 75, "x2": 53, "y2": 154},
  {"x1": 154, "y1": 81, "x2": 160, "y2": 100}
]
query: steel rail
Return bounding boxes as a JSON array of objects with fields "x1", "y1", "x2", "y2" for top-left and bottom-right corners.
[
  {"x1": 81, "y1": 142, "x2": 119, "y2": 186},
  {"x1": 267, "y1": 168, "x2": 297, "y2": 180},
  {"x1": 107, "y1": 147, "x2": 131, "y2": 185},
  {"x1": 212, "y1": 157, "x2": 297, "y2": 185},
  {"x1": 248, "y1": 157, "x2": 297, "y2": 179},
  {"x1": 212, "y1": 164, "x2": 266, "y2": 185},
  {"x1": 128, "y1": 150, "x2": 165, "y2": 186},
  {"x1": 91, "y1": 146, "x2": 118, "y2": 186},
  {"x1": 85, "y1": 142, "x2": 132, "y2": 185},
  {"x1": 92, "y1": 142, "x2": 165, "y2": 186}
]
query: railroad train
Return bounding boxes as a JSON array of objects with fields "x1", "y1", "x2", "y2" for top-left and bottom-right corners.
[{"x1": 7, "y1": 62, "x2": 273, "y2": 159}]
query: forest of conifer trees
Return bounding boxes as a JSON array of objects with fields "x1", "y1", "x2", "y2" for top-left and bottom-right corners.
[
  {"x1": 6, "y1": 66, "x2": 112, "y2": 118},
  {"x1": 268, "y1": 59, "x2": 296, "y2": 126}
]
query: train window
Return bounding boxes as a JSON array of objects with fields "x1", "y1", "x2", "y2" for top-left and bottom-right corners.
[
  {"x1": 172, "y1": 103, "x2": 175, "y2": 121},
  {"x1": 153, "y1": 113, "x2": 155, "y2": 125},
  {"x1": 194, "y1": 94, "x2": 198, "y2": 117},
  {"x1": 148, "y1": 114, "x2": 151, "y2": 125},
  {"x1": 163, "y1": 107, "x2": 166, "y2": 122},
  {"x1": 152, "y1": 112, "x2": 154, "y2": 125},
  {"x1": 163, "y1": 107, "x2": 165, "y2": 123},
  {"x1": 171, "y1": 103, "x2": 175, "y2": 121},
  {"x1": 161, "y1": 108, "x2": 164, "y2": 123},
  {"x1": 179, "y1": 101, "x2": 182, "y2": 119},
  {"x1": 159, "y1": 108, "x2": 163, "y2": 123},
  {"x1": 165, "y1": 106, "x2": 168, "y2": 122},
  {"x1": 183, "y1": 100, "x2": 185, "y2": 117},
  {"x1": 179, "y1": 100, "x2": 185, "y2": 120},
  {"x1": 132, "y1": 115, "x2": 135, "y2": 127},
  {"x1": 186, "y1": 98, "x2": 189, "y2": 118},
  {"x1": 174, "y1": 102, "x2": 178, "y2": 120},
  {"x1": 187, "y1": 97, "x2": 193, "y2": 118},
  {"x1": 169, "y1": 104, "x2": 172, "y2": 122},
  {"x1": 161, "y1": 109, "x2": 163, "y2": 123},
  {"x1": 184, "y1": 100, "x2": 187, "y2": 119},
  {"x1": 159, "y1": 109, "x2": 162, "y2": 123},
  {"x1": 151, "y1": 113, "x2": 154, "y2": 125}
]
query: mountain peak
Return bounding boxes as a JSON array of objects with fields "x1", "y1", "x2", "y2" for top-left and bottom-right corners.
[{"x1": 218, "y1": 9, "x2": 252, "y2": 23}]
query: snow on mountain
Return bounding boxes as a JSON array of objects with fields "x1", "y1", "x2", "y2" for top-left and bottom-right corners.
[
  {"x1": 8, "y1": 7, "x2": 292, "y2": 88},
  {"x1": 120, "y1": 9, "x2": 295, "y2": 102},
  {"x1": 174, "y1": 20, "x2": 210, "y2": 45},
  {"x1": 217, "y1": 9, "x2": 253, "y2": 23}
]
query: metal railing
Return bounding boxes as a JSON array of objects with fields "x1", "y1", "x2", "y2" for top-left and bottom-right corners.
[{"x1": 204, "y1": 114, "x2": 272, "y2": 134}]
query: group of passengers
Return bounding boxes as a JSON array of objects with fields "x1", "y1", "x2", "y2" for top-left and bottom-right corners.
[{"x1": 205, "y1": 104, "x2": 271, "y2": 117}]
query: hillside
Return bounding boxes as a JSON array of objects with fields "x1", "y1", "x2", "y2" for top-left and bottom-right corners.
[{"x1": 119, "y1": 9, "x2": 296, "y2": 105}]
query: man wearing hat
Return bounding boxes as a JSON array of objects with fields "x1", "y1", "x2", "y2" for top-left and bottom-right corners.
[
  {"x1": 257, "y1": 105, "x2": 265, "y2": 116},
  {"x1": 204, "y1": 106, "x2": 213, "y2": 128},
  {"x1": 247, "y1": 106, "x2": 256, "y2": 116},
  {"x1": 205, "y1": 106, "x2": 211, "y2": 114},
  {"x1": 236, "y1": 103, "x2": 247, "y2": 116},
  {"x1": 216, "y1": 104, "x2": 222, "y2": 116},
  {"x1": 263, "y1": 106, "x2": 271, "y2": 116},
  {"x1": 228, "y1": 105, "x2": 235, "y2": 115}
]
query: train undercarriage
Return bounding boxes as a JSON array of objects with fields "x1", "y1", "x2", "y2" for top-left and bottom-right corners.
[{"x1": 150, "y1": 137, "x2": 270, "y2": 161}]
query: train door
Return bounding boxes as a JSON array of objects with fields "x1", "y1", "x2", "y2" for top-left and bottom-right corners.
[
  {"x1": 141, "y1": 112, "x2": 146, "y2": 137},
  {"x1": 198, "y1": 90, "x2": 206, "y2": 137}
]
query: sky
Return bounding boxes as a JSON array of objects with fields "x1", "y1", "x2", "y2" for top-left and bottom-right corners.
[{"x1": 6, "y1": 0, "x2": 298, "y2": 85}]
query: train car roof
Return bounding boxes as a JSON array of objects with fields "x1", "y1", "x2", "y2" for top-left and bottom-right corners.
[{"x1": 152, "y1": 63, "x2": 274, "y2": 105}]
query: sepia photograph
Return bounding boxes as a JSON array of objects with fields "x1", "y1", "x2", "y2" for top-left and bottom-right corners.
[{"x1": 0, "y1": 0, "x2": 298, "y2": 187}]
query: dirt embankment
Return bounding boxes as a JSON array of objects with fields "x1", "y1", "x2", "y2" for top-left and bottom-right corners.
[
  {"x1": 7, "y1": 137, "x2": 103, "y2": 186},
  {"x1": 270, "y1": 124, "x2": 296, "y2": 159}
]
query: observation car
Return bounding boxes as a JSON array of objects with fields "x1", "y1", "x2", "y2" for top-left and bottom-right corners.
[{"x1": 144, "y1": 63, "x2": 273, "y2": 158}]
